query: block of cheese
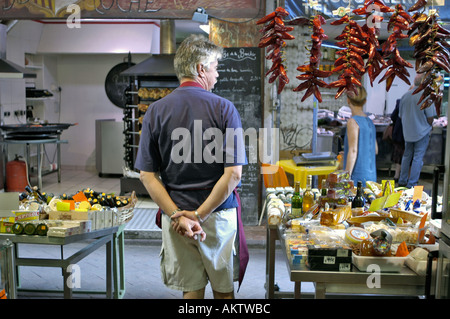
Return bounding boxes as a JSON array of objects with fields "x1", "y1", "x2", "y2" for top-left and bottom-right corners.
[{"x1": 345, "y1": 227, "x2": 371, "y2": 245}]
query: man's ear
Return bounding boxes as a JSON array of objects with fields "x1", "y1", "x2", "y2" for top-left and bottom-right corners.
[{"x1": 197, "y1": 63, "x2": 204, "y2": 76}]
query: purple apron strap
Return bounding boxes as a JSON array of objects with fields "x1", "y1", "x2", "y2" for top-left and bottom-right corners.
[
  {"x1": 156, "y1": 208, "x2": 162, "y2": 229},
  {"x1": 234, "y1": 188, "x2": 249, "y2": 291}
]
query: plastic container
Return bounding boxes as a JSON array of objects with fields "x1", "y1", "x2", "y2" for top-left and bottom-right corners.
[
  {"x1": 404, "y1": 247, "x2": 438, "y2": 275},
  {"x1": 352, "y1": 253, "x2": 407, "y2": 272}
]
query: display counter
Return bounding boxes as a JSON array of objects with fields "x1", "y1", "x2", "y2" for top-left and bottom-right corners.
[
  {"x1": 265, "y1": 225, "x2": 428, "y2": 299},
  {"x1": 0, "y1": 189, "x2": 136, "y2": 299},
  {"x1": 0, "y1": 225, "x2": 126, "y2": 299},
  {"x1": 263, "y1": 169, "x2": 439, "y2": 299}
]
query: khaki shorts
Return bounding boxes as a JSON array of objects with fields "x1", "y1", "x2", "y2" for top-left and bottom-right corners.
[{"x1": 160, "y1": 208, "x2": 237, "y2": 293}]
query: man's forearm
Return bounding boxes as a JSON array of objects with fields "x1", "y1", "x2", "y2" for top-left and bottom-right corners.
[
  {"x1": 196, "y1": 166, "x2": 242, "y2": 219},
  {"x1": 139, "y1": 171, "x2": 178, "y2": 217}
]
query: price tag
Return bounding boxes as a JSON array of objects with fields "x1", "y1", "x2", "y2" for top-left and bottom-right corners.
[
  {"x1": 413, "y1": 185, "x2": 424, "y2": 203},
  {"x1": 429, "y1": 0, "x2": 445, "y2": 6}
]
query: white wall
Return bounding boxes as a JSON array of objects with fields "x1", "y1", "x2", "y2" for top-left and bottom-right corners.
[
  {"x1": 57, "y1": 53, "x2": 147, "y2": 169},
  {"x1": 0, "y1": 20, "x2": 156, "y2": 171},
  {"x1": 37, "y1": 22, "x2": 160, "y2": 54}
]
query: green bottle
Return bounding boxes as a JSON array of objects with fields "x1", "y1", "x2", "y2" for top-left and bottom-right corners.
[{"x1": 291, "y1": 181, "x2": 302, "y2": 218}]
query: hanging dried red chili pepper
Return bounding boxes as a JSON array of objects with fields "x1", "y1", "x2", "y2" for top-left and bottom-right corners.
[
  {"x1": 408, "y1": 6, "x2": 450, "y2": 116},
  {"x1": 379, "y1": 4, "x2": 414, "y2": 91},
  {"x1": 257, "y1": 7, "x2": 295, "y2": 94},
  {"x1": 350, "y1": 0, "x2": 391, "y2": 87},
  {"x1": 327, "y1": 16, "x2": 368, "y2": 99},
  {"x1": 291, "y1": 15, "x2": 331, "y2": 103}
]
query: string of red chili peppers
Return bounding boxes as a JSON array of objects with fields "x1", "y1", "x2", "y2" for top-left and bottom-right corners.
[
  {"x1": 257, "y1": 7, "x2": 295, "y2": 94},
  {"x1": 290, "y1": 15, "x2": 331, "y2": 103},
  {"x1": 408, "y1": 0, "x2": 450, "y2": 116}
]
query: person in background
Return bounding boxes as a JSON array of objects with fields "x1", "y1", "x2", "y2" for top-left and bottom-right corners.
[
  {"x1": 391, "y1": 99, "x2": 405, "y2": 182},
  {"x1": 343, "y1": 86, "x2": 378, "y2": 186},
  {"x1": 135, "y1": 35, "x2": 248, "y2": 299},
  {"x1": 398, "y1": 73, "x2": 436, "y2": 188}
]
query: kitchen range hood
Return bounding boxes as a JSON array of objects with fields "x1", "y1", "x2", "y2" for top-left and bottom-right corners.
[
  {"x1": 0, "y1": 23, "x2": 26, "y2": 79},
  {"x1": 121, "y1": 20, "x2": 176, "y2": 77}
]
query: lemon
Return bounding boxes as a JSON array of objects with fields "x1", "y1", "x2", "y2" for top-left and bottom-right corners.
[
  {"x1": 91, "y1": 204, "x2": 103, "y2": 211},
  {"x1": 78, "y1": 201, "x2": 91, "y2": 210}
]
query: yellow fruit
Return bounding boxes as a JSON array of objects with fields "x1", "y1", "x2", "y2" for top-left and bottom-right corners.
[
  {"x1": 91, "y1": 204, "x2": 103, "y2": 211},
  {"x1": 78, "y1": 201, "x2": 91, "y2": 210}
]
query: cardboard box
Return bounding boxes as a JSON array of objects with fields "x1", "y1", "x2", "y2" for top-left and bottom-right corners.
[
  {"x1": 0, "y1": 221, "x2": 14, "y2": 233},
  {"x1": 47, "y1": 225, "x2": 80, "y2": 237},
  {"x1": 48, "y1": 210, "x2": 98, "y2": 229},
  {"x1": 45, "y1": 220, "x2": 93, "y2": 238},
  {"x1": 13, "y1": 210, "x2": 39, "y2": 222},
  {"x1": 307, "y1": 245, "x2": 353, "y2": 271}
]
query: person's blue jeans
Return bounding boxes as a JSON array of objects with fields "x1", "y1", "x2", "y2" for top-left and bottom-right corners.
[{"x1": 398, "y1": 134, "x2": 430, "y2": 188}]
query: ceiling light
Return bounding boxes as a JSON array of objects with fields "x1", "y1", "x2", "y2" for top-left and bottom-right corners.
[{"x1": 192, "y1": 7, "x2": 208, "y2": 24}]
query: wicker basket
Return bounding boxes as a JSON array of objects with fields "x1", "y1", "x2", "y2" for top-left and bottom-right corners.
[
  {"x1": 114, "y1": 191, "x2": 137, "y2": 225},
  {"x1": 389, "y1": 208, "x2": 422, "y2": 224}
]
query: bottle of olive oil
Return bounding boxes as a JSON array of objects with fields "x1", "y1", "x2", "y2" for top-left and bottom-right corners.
[{"x1": 302, "y1": 175, "x2": 315, "y2": 214}]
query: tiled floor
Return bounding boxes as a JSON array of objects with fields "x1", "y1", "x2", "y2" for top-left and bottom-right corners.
[{"x1": 9, "y1": 166, "x2": 443, "y2": 299}]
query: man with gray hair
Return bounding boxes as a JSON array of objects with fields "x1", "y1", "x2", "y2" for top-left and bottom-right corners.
[
  {"x1": 135, "y1": 34, "x2": 248, "y2": 299},
  {"x1": 398, "y1": 73, "x2": 437, "y2": 188}
]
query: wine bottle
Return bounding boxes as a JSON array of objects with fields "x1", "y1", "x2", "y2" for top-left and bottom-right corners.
[
  {"x1": 25, "y1": 185, "x2": 47, "y2": 203},
  {"x1": 302, "y1": 175, "x2": 315, "y2": 214},
  {"x1": 23, "y1": 223, "x2": 36, "y2": 235},
  {"x1": 352, "y1": 181, "x2": 365, "y2": 208},
  {"x1": 318, "y1": 179, "x2": 328, "y2": 208},
  {"x1": 291, "y1": 181, "x2": 302, "y2": 218},
  {"x1": 36, "y1": 223, "x2": 48, "y2": 236}
]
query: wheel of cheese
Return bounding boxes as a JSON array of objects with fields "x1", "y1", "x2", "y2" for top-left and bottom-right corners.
[
  {"x1": 48, "y1": 198, "x2": 62, "y2": 211},
  {"x1": 345, "y1": 227, "x2": 371, "y2": 245}
]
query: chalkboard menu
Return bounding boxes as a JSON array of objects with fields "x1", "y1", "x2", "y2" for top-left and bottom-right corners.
[{"x1": 213, "y1": 47, "x2": 262, "y2": 225}]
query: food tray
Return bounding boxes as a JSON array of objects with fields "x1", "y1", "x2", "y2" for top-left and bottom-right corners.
[
  {"x1": 346, "y1": 216, "x2": 393, "y2": 225},
  {"x1": 389, "y1": 208, "x2": 422, "y2": 224},
  {"x1": 352, "y1": 253, "x2": 407, "y2": 272}
]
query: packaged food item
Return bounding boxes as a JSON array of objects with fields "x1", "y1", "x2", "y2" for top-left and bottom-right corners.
[
  {"x1": 327, "y1": 170, "x2": 350, "y2": 183},
  {"x1": 345, "y1": 227, "x2": 371, "y2": 245},
  {"x1": 371, "y1": 229, "x2": 392, "y2": 256},
  {"x1": 307, "y1": 244, "x2": 352, "y2": 271},
  {"x1": 319, "y1": 205, "x2": 351, "y2": 226},
  {"x1": 267, "y1": 198, "x2": 285, "y2": 221},
  {"x1": 360, "y1": 238, "x2": 375, "y2": 256}
]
